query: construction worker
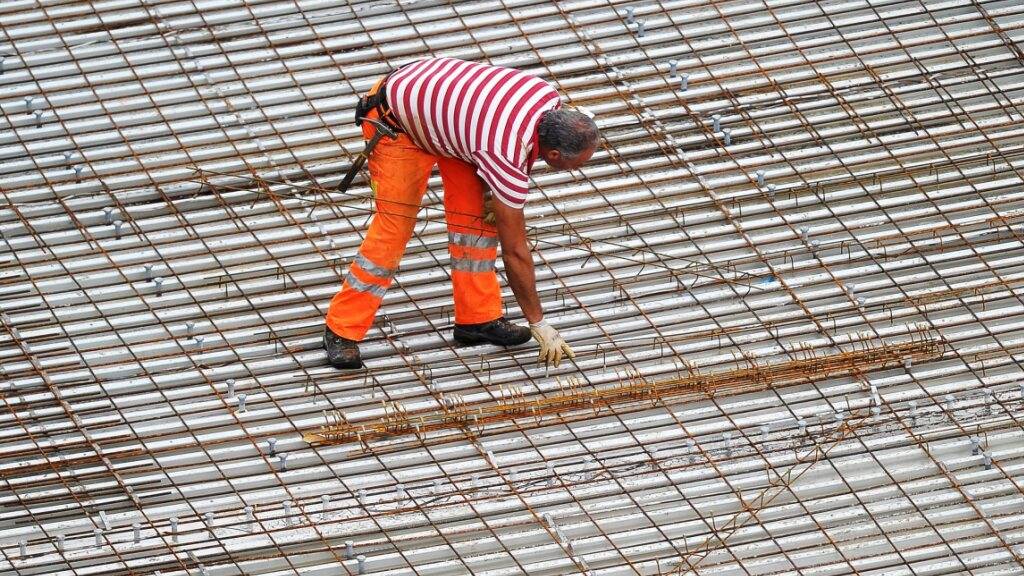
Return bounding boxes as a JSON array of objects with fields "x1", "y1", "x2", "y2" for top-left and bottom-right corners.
[{"x1": 324, "y1": 57, "x2": 599, "y2": 369}]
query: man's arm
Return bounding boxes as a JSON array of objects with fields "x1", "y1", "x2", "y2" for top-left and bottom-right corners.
[
  {"x1": 476, "y1": 157, "x2": 575, "y2": 366},
  {"x1": 490, "y1": 198, "x2": 543, "y2": 324}
]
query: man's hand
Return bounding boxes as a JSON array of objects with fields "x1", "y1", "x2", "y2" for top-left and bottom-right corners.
[
  {"x1": 530, "y1": 320, "x2": 574, "y2": 367},
  {"x1": 483, "y1": 196, "x2": 496, "y2": 225}
]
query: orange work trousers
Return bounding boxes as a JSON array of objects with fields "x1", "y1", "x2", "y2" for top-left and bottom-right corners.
[{"x1": 325, "y1": 82, "x2": 502, "y2": 341}]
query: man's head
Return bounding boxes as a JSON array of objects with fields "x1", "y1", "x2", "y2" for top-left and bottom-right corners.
[{"x1": 537, "y1": 109, "x2": 599, "y2": 170}]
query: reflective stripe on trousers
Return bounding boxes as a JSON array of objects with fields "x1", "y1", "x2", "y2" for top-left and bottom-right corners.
[
  {"x1": 448, "y1": 232, "x2": 498, "y2": 249},
  {"x1": 353, "y1": 252, "x2": 396, "y2": 283},
  {"x1": 448, "y1": 231, "x2": 497, "y2": 273},
  {"x1": 451, "y1": 258, "x2": 495, "y2": 273},
  {"x1": 343, "y1": 270, "x2": 389, "y2": 298}
]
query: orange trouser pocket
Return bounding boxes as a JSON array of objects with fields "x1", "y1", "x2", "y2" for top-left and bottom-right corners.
[
  {"x1": 438, "y1": 157, "x2": 502, "y2": 325},
  {"x1": 325, "y1": 106, "x2": 435, "y2": 340}
]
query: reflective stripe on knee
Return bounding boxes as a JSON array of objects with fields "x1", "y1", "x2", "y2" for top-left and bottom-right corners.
[
  {"x1": 451, "y1": 257, "x2": 495, "y2": 273},
  {"x1": 448, "y1": 232, "x2": 498, "y2": 249},
  {"x1": 354, "y1": 252, "x2": 396, "y2": 280},
  {"x1": 344, "y1": 272, "x2": 388, "y2": 297}
]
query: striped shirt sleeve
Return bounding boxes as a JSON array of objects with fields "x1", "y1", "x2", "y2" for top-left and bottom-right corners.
[{"x1": 472, "y1": 150, "x2": 529, "y2": 209}]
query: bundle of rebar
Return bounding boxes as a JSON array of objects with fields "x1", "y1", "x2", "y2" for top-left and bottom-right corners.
[{"x1": 305, "y1": 335, "x2": 946, "y2": 448}]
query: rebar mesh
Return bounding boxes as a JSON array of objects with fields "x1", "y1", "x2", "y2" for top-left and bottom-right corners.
[{"x1": 2, "y1": 1, "x2": 1023, "y2": 575}]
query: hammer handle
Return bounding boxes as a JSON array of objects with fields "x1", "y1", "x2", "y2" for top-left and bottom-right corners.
[
  {"x1": 337, "y1": 153, "x2": 368, "y2": 194},
  {"x1": 337, "y1": 119, "x2": 396, "y2": 194}
]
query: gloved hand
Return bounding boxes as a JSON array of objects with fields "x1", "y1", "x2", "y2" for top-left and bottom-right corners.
[
  {"x1": 483, "y1": 195, "x2": 496, "y2": 225},
  {"x1": 529, "y1": 319, "x2": 575, "y2": 367}
]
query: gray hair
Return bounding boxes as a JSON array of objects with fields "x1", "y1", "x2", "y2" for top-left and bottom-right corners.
[{"x1": 538, "y1": 109, "x2": 599, "y2": 159}]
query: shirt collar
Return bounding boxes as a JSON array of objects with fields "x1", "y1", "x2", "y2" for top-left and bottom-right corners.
[
  {"x1": 528, "y1": 107, "x2": 553, "y2": 172},
  {"x1": 528, "y1": 127, "x2": 541, "y2": 171}
]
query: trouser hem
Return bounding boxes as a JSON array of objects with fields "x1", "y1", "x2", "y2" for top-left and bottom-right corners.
[
  {"x1": 325, "y1": 316, "x2": 368, "y2": 342},
  {"x1": 454, "y1": 309, "x2": 503, "y2": 326}
]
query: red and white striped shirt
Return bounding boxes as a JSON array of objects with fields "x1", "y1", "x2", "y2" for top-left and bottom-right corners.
[{"x1": 385, "y1": 57, "x2": 562, "y2": 209}]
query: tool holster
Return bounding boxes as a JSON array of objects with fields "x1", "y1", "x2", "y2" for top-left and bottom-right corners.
[{"x1": 355, "y1": 75, "x2": 402, "y2": 134}]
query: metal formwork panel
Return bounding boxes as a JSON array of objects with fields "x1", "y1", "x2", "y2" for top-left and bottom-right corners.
[{"x1": 2, "y1": 1, "x2": 1024, "y2": 575}]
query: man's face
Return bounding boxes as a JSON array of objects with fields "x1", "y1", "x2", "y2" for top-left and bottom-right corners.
[{"x1": 543, "y1": 145, "x2": 596, "y2": 170}]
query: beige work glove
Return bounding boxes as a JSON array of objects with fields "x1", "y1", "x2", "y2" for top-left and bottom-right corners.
[
  {"x1": 483, "y1": 195, "x2": 496, "y2": 225},
  {"x1": 529, "y1": 319, "x2": 575, "y2": 367}
]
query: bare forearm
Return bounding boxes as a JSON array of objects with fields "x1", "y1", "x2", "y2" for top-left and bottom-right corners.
[
  {"x1": 502, "y1": 249, "x2": 543, "y2": 324},
  {"x1": 488, "y1": 192, "x2": 544, "y2": 324}
]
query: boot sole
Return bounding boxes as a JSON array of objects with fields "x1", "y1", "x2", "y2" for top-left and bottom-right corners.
[
  {"x1": 327, "y1": 358, "x2": 363, "y2": 369},
  {"x1": 452, "y1": 329, "x2": 486, "y2": 345},
  {"x1": 453, "y1": 327, "x2": 531, "y2": 346}
]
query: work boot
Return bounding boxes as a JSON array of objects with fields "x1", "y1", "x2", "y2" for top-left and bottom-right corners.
[
  {"x1": 453, "y1": 317, "x2": 532, "y2": 346},
  {"x1": 323, "y1": 327, "x2": 362, "y2": 369}
]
